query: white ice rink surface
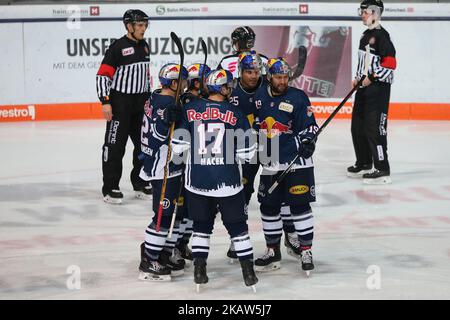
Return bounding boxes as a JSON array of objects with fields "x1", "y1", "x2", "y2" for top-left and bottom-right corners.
[{"x1": 0, "y1": 119, "x2": 449, "y2": 300}]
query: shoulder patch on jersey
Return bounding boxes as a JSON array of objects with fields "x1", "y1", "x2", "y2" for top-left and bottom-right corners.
[
  {"x1": 307, "y1": 106, "x2": 313, "y2": 117},
  {"x1": 122, "y1": 47, "x2": 135, "y2": 56},
  {"x1": 369, "y1": 37, "x2": 376, "y2": 45},
  {"x1": 279, "y1": 102, "x2": 294, "y2": 113}
]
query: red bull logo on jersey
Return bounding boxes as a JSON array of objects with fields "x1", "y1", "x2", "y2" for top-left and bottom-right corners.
[
  {"x1": 260, "y1": 116, "x2": 292, "y2": 138},
  {"x1": 187, "y1": 107, "x2": 237, "y2": 125}
]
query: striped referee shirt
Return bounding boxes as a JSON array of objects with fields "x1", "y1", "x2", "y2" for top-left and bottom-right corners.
[
  {"x1": 96, "y1": 36, "x2": 150, "y2": 103},
  {"x1": 356, "y1": 25, "x2": 397, "y2": 84}
]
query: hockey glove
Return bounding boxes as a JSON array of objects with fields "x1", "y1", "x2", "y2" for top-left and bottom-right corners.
[
  {"x1": 163, "y1": 104, "x2": 182, "y2": 124},
  {"x1": 298, "y1": 137, "x2": 316, "y2": 159}
]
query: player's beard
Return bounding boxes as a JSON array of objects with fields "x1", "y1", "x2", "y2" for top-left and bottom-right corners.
[{"x1": 271, "y1": 82, "x2": 288, "y2": 95}]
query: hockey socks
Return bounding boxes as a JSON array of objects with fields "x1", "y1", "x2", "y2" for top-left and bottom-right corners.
[
  {"x1": 144, "y1": 222, "x2": 168, "y2": 261},
  {"x1": 191, "y1": 232, "x2": 211, "y2": 260},
  {"x1": 291, "y1": 204, "x2": 314, "y2": 248}
]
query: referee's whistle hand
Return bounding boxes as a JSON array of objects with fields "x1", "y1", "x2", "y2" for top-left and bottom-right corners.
[
  {"x1": 102, "y1": 104, "x2": 113, "y2": 121},
  {"x1": 361, "y1": 77, "x2": 372, "y2": 87}
]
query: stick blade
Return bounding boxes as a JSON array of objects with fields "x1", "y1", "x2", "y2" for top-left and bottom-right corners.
[
  {"x1": 170, "y1": 32, "x2": 184, "y2": 62},
  {"x1": 291, "y1": 45, "x2": 307, "y2": 80}
]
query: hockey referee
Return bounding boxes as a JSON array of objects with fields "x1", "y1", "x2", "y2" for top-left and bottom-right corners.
[
  {"x1": 96, "y1": 9, "x2": 152, "y2": 204},
  {"x1": 347, "y1": 0, "x2": 397, "y2": 184}
]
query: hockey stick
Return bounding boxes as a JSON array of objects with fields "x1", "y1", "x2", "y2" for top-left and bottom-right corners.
[
  {"x1": 268, "y1": 44, "x2": 371, "y2": 194},
  {"x1": 199, "y1": 38, "x2": 208, "y2": 95},
  {"x1": 156, "y1": 32, "x2": 185, "y2": 232},
  {"x1": 290, "y1": 45, "x2": 308, "y2": 80},
  {"x1": 168, "y1": 38, "x2": 208, "y2": 238}
]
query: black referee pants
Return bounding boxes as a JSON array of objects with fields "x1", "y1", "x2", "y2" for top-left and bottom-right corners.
[
  {"x1": 102, "y1": 90, "x2": 148, "y2": 195},
  {"x1": 351, "y1": 82, "x2": 391, "y2": 172}
]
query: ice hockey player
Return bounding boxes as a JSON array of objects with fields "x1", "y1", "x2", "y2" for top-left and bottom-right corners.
[
  {"x1": 181, "y1": 63, "x2": 211, "y2": 104},
  {"x1": 218, "y1": 26, "x2": 268, "y2": 78},
  {"x1": 173, "y1": 63, "x2": 212, "y2": 266},
  {"x1": 253, "y1": 58, "x2": 318, "y2": 276},
  {"x1": 138, "y1": 63, "x2": 189, "y2": 281},
  {"x1": 171, "y1": 69, "x2": 258, "y2": 292},
  {"x1": 226, "y1": 51, "x2": 305, "y2": 263}
]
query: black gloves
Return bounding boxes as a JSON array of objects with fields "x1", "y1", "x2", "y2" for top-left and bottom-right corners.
[
  {"x1": 163, "y1": 104, "x2": 182, "y2": 124},
  {"x1": 298, "y1": 137, "x2": 316, "y2": 159}
]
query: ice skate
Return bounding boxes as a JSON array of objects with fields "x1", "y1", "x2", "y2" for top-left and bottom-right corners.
[
  {"x1": 103, "y1": 189, "x2": 123, "y2": 204},
  {"x1": 300, "y1": 249, "x2": 314, "y2": 277},
  {"x1": 347, "y1": 164, "x2": 372, "y2": 178},
  {"x1": 255, "y1": 246, "x2": 281, "y2": 272},
  {"x1": 240, "y1": 259, "x2": 258, "y2": 293},
  {"x1": 363, "y1": 169, "x2": 391, "y2": 184},
  {"x1": 175, "y1": 243, "x2": 193, "y2": 267},
  {"x1": 139, "y1": 243, "x2": 171, "y2": 281},
  {"x1": 284, "y1": 232, "x2": 301, "y2": 259},
  {"x1": 226, "y1": 242, "x2": 238, "y2": 264},
  {"x1": 135, "y1": 186, "x2": 152, "y2": 200},
  {"x1": 159, "y1": 249, "x2": 185, "y2": 277},
  {"x1": 173, "y1": 246, "x2": 191, "y2": 268},
  {"x1": 194, "y1": 258, "x2": 208, "y2": 293}
]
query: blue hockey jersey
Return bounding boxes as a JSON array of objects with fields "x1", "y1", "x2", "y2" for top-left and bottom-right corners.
[
  {"x1": 229, "y1": 77, "x2": 265, "y2": 127},
  {"x1": 139, "y1": 90, "x2": 183, "y2": 181},
  {"x1": 172, "y1": 97, "x2": 256, "y2": 197},
  {"x1": 254, "y1": 84, "x2": 319, "y2": 171}
]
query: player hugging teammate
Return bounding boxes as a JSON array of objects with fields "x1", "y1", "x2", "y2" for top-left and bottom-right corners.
[{"x1": 136, "y1": 25, "x2": 318, "y2": 291}]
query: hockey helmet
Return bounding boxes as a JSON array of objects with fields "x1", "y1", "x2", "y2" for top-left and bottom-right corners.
[
  {"x1": 123, "y1": 9, "x2": 149, "y2": 25},
  {"x1": 158, "y1": 63, "x2": 189, "y2": 87},
  {"x1": 187, "y1": 63, "x2": 211, "y2": 88},
  {"x1": 266, "y1": 58, "x2": 292, "y2": 78},
  {"x1": 238, "y1": 50, "x2": 263, "y2": 74},
  {"x1": 231, "y1": 26, "x2": 256, "y2": 51},
  {"x1": 205, "y1": 69, "x2": 234, "y2": 94},
  {"x1": 359, "y1": 0, "x2": 384, "y2": 16}
]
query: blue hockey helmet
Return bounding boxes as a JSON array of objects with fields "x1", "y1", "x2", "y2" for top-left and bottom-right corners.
[
  {"x1": 205, "y1": 69, "x2": 234, "y2": 94},
  {"x1": 158, "y1": 63, "x2": 188, "y2": 87},
  {"x1": 266, "y1": 58, "x2": 292, "y2": 78},
  {"x1": 238, "y1": 50, "x2": 262, "y2": 74},
  {"x1": 187, "y1": 63, "x2": 211, "y2": 88}
]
